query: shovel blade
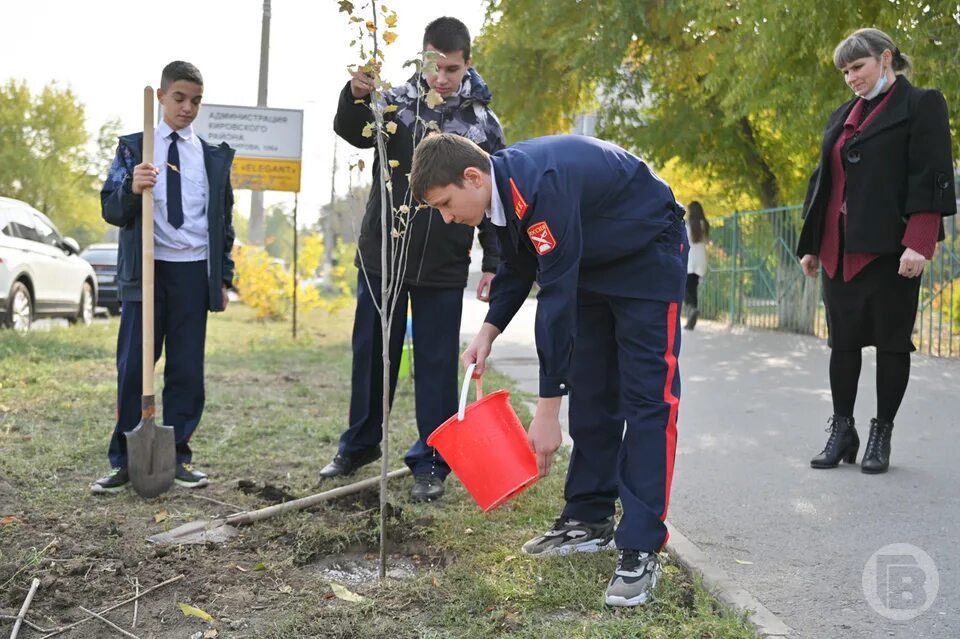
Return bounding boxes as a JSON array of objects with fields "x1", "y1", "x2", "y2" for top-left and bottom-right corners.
[{"x1": 125, "y1": 416, "x2": 176, "y2": 498}]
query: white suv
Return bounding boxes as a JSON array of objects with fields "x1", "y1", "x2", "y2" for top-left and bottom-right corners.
[{"x1": 0, "y1": 196, "x2": 98, "y2": 331}]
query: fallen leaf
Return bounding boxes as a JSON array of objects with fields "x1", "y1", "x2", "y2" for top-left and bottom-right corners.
[
  {"x1": 464, "y1": 528, "x2": 474, "y2": 534},
  {"x1": 253, "y1": 562, "x2": 267, "y2": 571},
  {"x1": 0, "y1": 516, "x2": 22, "y2": 526},
  {"x1": 330, "y1": 582, "x2": 364, "y2": 603},
  {"x1": 154, "y1": 510, "x2": 168, "y2": 523},
  {"x1": 734, "y1": 559, "x2": 753, "y2": 565},
  {"x1": 323, "y1": 591, "x2": 336, "y2": 600},
  {"x1": 388, "y1": 160, "x2": 400, "y2": 168},
  {"x1": 178, "y1": 602, "x2": 215, "y2": 623},
  {"x1": 425, "y1": 89, "x2": 444, "y2": 109},
  {"x1": 383, "y1": 31, "x2": 398, "y2": 45}
]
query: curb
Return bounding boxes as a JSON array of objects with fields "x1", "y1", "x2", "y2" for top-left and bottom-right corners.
[{"x1": 666, "y1": 523, "x2": 794, "y2": 638}]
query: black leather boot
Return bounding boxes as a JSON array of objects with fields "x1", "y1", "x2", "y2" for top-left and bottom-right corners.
[
  {"x1": 810, "y1": 415, "x2": 859, "y2": 468},
  {"x1": 861, "y1": 418, "x2": 893, "y2": 474}
]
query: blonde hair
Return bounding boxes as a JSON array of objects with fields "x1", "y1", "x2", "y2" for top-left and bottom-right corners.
[{"x1": 833, "y1": 28, "x2": 912, "y2": 77}]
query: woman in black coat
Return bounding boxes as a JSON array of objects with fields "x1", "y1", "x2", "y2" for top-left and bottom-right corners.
[{"x1": 797, "y1": 27, "x2": 956, "y2": 474}]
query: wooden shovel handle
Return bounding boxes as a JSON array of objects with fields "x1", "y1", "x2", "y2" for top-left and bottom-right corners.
[{"x1": 142, "y1": 87, "x2": 155, "y2": 397}]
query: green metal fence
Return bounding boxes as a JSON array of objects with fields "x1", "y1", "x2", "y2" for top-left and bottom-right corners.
[{"x1": 697, "y1": 206, "x2": 960, "y2": 357}]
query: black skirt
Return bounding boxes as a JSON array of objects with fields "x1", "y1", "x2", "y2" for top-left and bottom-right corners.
[{"x1": 821, "y1": 254, "x2": 922, "y2": 352}]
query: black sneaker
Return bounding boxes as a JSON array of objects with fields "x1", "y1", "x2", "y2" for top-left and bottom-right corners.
[
  {"x1": 174, "y1": 463, "x2": 209, "y2": 489},
  {"x1": 90, "y1": 467, "x2": 129, "y2": 494},
  {"x1": 605, "y1": 549, "x2": 661, "y2": 606},
  {"x1": 521, "y1": 516, "x2": 615, "y2": 556},
  {"x1": 318, "y1": 446, "x2": 382, "y2": 478},
  {"x1": 410, "y1": 475, "x2": 444, "y2": 502}
]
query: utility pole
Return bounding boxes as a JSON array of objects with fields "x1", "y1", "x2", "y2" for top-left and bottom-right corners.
[{"x1": 249, "y1": 0, "x2": 271, "y2": 245}]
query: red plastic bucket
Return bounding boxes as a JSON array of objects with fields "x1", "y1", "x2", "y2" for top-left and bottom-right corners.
[{"x1": 427, "y1": 364, "x2": 539, "y2": 512}]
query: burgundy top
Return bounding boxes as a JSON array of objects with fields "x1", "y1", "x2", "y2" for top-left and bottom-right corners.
[{"x1": 819, "y1": 80, "x2": 941, "y2": 281}]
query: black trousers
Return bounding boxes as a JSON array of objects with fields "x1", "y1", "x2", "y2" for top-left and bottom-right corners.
[
  {"x1": 684, "y1": 274, "x2": 700, "y2": 308},
  {"x1": 109, "y1": 260, "x2": 209, "y2": 468},
  {"x1": 338, "y1": 272, "x2": 463, "y2": 477}
]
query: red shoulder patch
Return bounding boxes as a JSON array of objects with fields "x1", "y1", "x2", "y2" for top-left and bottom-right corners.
[
  {"x1": 509, "y1": 177, "x2": 528, "y2": 220},
  {"x1": 527, "y1": 221, "x2": 557, "y2": 255}
]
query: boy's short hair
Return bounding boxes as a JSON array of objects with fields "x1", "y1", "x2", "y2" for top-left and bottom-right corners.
[
  {"x1": 423, "y1": 17, "x2": 471, "y2": 60},
  {"x1": 161, "y1": 61, "x2": 204, "y2": 90},
  {"x1": 410, "y1": 133, "x2": 490, "y2": 202}
]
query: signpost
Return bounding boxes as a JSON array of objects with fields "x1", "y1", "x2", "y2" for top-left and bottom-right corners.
[{"x1": 194, "y1": 104, "x2": 305, "y2": 337}]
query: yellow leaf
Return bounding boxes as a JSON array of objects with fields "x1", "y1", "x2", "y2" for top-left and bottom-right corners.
[
  {"x1": 365, "y1": 20, "x2": 376, "y2": 33},
  {"x1": 253, "y1": 562, "x2": 267, "y2": 571},
  {"x1": 383, "y1": 104, "x2": 397, "y2": 113},
  {"x1": 330, "y1": 582, "x2": 364, "y2": 602},
  {"x1": 178, "y1": 602, "x2": 215, "y2": 623},
  {"x1": 153, "y1": 510, "x2": 168, "y2": 523},
  {"x1": 388, "y1": 160, "x2": 400, "y2": 168},
  {"x1": 383, "y1": 31, "x2": 398, "y2": 45},
  {"x1": 385, "y1": 121, "x2": 397, "y2": 135},
  {"x1": 361, "y1": 123, "x2": 374, "y2": 138},
  {"x1": 425, "y1": 90, "x2": 444, "y2": 109},
  {"x1": 385, "y1": 13, "x2": 398, "y2": 27}
]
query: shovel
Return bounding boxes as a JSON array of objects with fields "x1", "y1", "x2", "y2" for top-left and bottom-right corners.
[
  {"x1": 126, "y1": 86, "x2": 176, "y2": 498},
  {"x1": 148, "y1": 468, "x2": 411, "y2": 545}
]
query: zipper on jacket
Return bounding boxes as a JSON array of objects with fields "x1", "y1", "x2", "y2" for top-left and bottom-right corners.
[
  {"x1": 415, "y1": 212, "x2": 433, "y2": 284},
  {"x1": 414, "y1": 109, "x2": 445, "y2": 284}
]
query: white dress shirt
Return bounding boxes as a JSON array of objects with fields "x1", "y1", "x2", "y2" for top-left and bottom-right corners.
[
  {"x1": 153, "y1": 120, "x2": 209, "y2": 262},
  {"x1": 485, "y1": 159, "x2": 507, "y2": 227}
]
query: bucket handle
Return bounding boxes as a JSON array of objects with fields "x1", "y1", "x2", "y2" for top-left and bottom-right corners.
[{"x1": 458, "y1": 363, "x2": 484, "y2": 421}]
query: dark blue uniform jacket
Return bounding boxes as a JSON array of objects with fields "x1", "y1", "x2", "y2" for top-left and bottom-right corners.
[{"x1": 484, "y1": 135, "x2": 687, "y2": 397}]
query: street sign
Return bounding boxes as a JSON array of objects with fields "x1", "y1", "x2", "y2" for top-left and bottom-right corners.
[{"x1": 193, "y1": 104, "x2": 304, "y2": 192}]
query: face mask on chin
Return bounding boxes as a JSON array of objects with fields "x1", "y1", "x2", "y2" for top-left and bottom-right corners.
[{"x1": 858, "y1": 60, "x2": 889, "y2": 100}]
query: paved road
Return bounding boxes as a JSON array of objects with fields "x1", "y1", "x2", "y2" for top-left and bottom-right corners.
[{"x1": 461, "y1": 294, "x2": 959, "y2": 639}]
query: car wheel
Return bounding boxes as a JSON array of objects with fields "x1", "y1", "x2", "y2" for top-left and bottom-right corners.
[
  {"x1": 6, "y1": 282, "x2": 33, "y2": 332},
  {"x1": 69, "y1": 281, "x2": 95, "y2": 326}
]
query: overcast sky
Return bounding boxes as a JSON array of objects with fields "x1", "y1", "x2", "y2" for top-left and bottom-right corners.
[{"x1": 1, "y1": 0, "x2": 489, "y2": 227}]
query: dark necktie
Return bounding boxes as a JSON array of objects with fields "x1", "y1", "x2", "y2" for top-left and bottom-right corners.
[{"x1": 166, "y1": 132, "x2": 184, "y2": 229}]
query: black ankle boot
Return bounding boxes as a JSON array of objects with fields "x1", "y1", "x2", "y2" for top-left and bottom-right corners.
[
  {"x1": 810, "y1": 415, "x2": 859, "y2": 468},
  {"x1": 861, "y1": 418, "x2": 893, "y2": 474}
]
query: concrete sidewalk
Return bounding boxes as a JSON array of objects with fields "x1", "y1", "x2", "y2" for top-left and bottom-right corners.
[{"x1": 460, "y1": 294, "x2": 959, "y2": 639}]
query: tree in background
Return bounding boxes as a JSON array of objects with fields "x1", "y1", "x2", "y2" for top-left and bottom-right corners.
[
  {"x1": 0, "y1": 80, "x2": 113, "y2": 248},
  {"x1": 476, "y1": 0, "x2": 959, "y2": 331},
  {"x1": 477, "y1": 0, "x2": 959, "y2": 208}
]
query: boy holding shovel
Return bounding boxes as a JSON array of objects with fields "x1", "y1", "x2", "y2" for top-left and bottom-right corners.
[
  {"x1": 91, "y1": 61, "x2": 236, "y2": 494},
  {"x1": 409, "y1": 133, "x2": 686, "y2": 607}
]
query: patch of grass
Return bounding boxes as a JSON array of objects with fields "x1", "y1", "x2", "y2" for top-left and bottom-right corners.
[{"x1": 0, "y1": 305, "x2": 757, "y2": 639}]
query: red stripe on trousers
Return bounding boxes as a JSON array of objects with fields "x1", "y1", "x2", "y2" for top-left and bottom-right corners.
[{"x1": 659, "y1": 302, "x2": 680, "y2": 549}]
